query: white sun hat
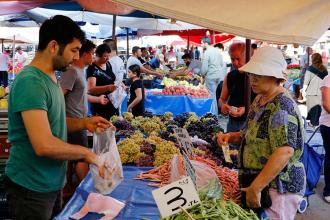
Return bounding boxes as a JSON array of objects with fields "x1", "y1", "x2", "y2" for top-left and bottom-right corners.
[{"x1": 239, "y1": 46, "x2": 287, "y2": 80}]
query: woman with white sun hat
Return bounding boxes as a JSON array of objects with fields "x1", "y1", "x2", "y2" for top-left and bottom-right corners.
[{"x1": 218, "y1": 46, "x2": 306, "y2": 219}]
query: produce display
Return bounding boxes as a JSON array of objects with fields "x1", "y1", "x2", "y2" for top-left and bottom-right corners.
[
  {"x1": 117, "y1": 131, "x2": 180, "y2": 167},
  {"x1": 157, "y1": 85, "x2": 210, "y2": 98},
  {"x1": 136, "y1": 156, "x2": 241, "y2": 203},
  {"x1": 111, "y1": 112, "x2": 239, "y2": 168},
  {"x1": 66, "y1": 108, "x2": 256, "y2": 219},
  {"x1": 162, "y1": 188, "x2": 259, "y2": 220},
  {"x1": 153, "y1": 77, "x2": 209, "y2": 98},
  {"x1": 287, "y1": 64, "x2": 301, "y2": 79}
]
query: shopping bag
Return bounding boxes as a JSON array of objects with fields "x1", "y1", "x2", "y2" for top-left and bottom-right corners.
[
  {"x1": 91, "y1": 127, "x2": 124, "y2": 194},
  {"x1": 108, "y1": 83, "x2": 127, "y2": 109},
  {"x1": 169, "y1": 155, "x2": 222, "y2": 199}
]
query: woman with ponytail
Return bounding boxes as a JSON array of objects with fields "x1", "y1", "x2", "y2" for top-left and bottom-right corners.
[{"x1": 301, "y1": 53, "x2": 328, "y2": 126}]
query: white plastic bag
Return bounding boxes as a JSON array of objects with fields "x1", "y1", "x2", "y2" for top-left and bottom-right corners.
[
  {"x1": 108, "y1": 83, "x2": 127, "y2": 109},
  {"x1": 169, "y1": 156, "x2": 219, "y2": 189},
  {"x1": 91, "y1": 127, "x2": 124, "y2": 194}
]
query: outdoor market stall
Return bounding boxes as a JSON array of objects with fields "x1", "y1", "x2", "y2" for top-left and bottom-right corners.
[
  {"x1": 1, "y1": 1, "x2": 330, "y2": 220},
  {"x1": 121, "y1": 90, "x2": 213, "y2": 117}
]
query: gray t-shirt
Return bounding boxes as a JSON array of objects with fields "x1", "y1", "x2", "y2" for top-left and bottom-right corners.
[
  {"x1": 126, "y1": 56, "x2": 143, "y2": 73},
  {"x1": 188, "y1": 59, "x2": 202, "y2": 74},
  {"x1": 60, "y1": 66, "x2": 88, "y2": 118}
]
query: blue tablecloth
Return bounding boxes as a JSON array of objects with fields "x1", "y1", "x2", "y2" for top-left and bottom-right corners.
[
  {"x1": 122, "y1": 92, "x2": 213, "y2": 117},
  {"x1": 55, "y1": 166, "x2": 160, "y2": 220},
  {"x1": 56, "y1": 129, "x2": 322, "y2": 220}
]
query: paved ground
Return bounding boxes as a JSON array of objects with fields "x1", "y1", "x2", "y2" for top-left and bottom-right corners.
[
  {"x1": 295, "y1": 104, "x2": 329, "y2": 219},
  {"x1": 296, "y1": 176, "x2": 329, "y2": 220}
]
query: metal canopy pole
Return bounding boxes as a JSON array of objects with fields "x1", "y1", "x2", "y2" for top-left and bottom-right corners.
[
  {"x1": 126, "y1": 28, "x2": 129, "y2": 61},
  {"x1": 112, "y1": 14, "x2": 117, "y2": 50}
]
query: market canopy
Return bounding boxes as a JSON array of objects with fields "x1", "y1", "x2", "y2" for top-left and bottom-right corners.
[
  {"x1": 114, "y1": 0, "x2": 330, "y2": 45},
  {"x1": 0, "y1": 0, "x2": 135, "y2": 16},
  {"x1": 23, "y1": 7, "x2": 202, "y2": 30},
  {"x1": 155, "y1": 29, "x2": 235, "y2": 45}
]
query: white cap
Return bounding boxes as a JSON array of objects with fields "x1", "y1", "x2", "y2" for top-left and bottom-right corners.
[{"x1": 239, "y1": 46, "x2": 287, "y2": 80}]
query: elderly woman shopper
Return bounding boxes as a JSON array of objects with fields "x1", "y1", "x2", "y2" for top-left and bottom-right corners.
[
  {"x1": 301, "y1": 53, "x2": 328, "y2": 126},
  {"x1": 217, "y1": 47, "x2": 306, "y2": 220}
]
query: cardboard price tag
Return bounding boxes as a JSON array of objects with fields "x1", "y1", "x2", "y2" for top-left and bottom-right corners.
[
  {"x1": 152, "y1": 176, "x2": 201, "y2": 218},
  {"x1": 221, "y1": 143, "x2": 232, "y2": 163},
  {"x1": 173, "y1": 128, "x2": 193, "y2": 156}
]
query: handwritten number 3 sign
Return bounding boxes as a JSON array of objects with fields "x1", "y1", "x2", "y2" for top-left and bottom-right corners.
[
  {"x1": 165, "y1": 187, "x2": 186, "y2": 211},
  {"x1": 152, "y1": 176, "x2": 201, "y2": 218}
]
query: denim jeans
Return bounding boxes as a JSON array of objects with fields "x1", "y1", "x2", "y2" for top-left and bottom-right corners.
[
  {"x1": 5, "y1": 176, "x2": 63, "y2": 220},
  {"x1": 320, "y1": 125, "x2": 330, "y2": 196},
  {"x1": 227, "y1": 117, "x2": 246, "y2": 133},
  {"x1": 205, "y1": 78, "x2": 221, "y2": 115}
]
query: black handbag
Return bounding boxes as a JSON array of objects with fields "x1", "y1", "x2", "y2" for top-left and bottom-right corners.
[
  {"x1": 239, "y1": 171, "x2": 272, "y2": 210},
  {"x1": 239, "y1": 139, "x2": 272, "y2": 210}
]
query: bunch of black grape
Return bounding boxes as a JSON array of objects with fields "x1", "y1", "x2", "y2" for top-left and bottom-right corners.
[
  {"x1": 174, "y1": 112, "x2": 191, "y2": 127},
  {"x1": 203, "y1": 118, "x2": 218, "y2": 133},
  {"x1": 113, "y1": 120, "x2": 133, "y2": 131},
  {"x1": 207, "y1": 138, "x2": 225, "y2": 165},
  {"x1": 188, "y1": 78, "x2": 200, "y2": 86},
  {"x1": 140, "y1": 140, "x2": 155, "y2": 156},
  {"x1": 159, "y1": 130, "x2": 177, "y2": 143},
  {"x1": 165, "y1": 120, "x2": 179, "y2": 129},
  {"x1": 186, "y1": 121, "x2": 204, "y2": 137}
]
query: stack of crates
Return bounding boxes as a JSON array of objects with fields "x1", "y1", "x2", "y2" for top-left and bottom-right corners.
[{"x1": 0, "y1": 159, "x2": 9, "y2": 219}]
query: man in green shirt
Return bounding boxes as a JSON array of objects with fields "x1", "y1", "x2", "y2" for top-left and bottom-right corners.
[{"x1": 5, "y1": 15, "x2": 111, "y2": 220}]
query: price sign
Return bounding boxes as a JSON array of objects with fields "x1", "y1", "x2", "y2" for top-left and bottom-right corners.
[
  {"x1": 221, "y1": 143, "x2": 233, "y2": 163},
  {"x1": 174, "y1": 128, "x2": 193, "y2": 157},
  {"x1": 182, "y1": 150, "x2": 197, "y2": 185},
  {"x1": 152, "y1": 176, "x2": 201, "y2": 218}
]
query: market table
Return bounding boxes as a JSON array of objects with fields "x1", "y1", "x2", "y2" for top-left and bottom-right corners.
[
  {"x1": 121, "y1": 90, "x2": 213, "y2": 117},
  {"x1": 55, "y1": 166, "x2": 160, "y2": 220}
]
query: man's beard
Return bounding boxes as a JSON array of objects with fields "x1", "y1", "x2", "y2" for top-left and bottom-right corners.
[
  {"x1": 52, "y1": 46, "x2": 70, "y2": 71},
  {"x1": 52, "y1": 56, "x2": 69, "y2": 71}
]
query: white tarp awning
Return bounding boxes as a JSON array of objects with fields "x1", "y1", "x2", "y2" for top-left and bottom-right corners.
[
  {"x1": 0, "y1": 27, "x2": 38, "y2": 43},
  {"x1": 114, "y1": 0, "x2": 330, "y2": 45},
  {"x1": 25, "y1": 7, "x2": 203, "y2": 31}
]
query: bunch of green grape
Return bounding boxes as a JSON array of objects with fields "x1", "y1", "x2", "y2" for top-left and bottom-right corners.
[
  {"x1": 163, "y1": 112, "x2": 173, "y2": 121},
  {"x1": 141, "y1": 117, "x2": 166, "y2": 134},
  {"x1": 110, "y1": 115, "x2": 121, "y2": 123},
  {"x1": 118, "y1": 138, "x2": 144, "y2": 163},
  {"x1": 153, "y1": 140, "x2": 180, "y2": 167},
  {"x1": 184, "y1": 113, "x2": 200, "y2": 128},
  {"x1": 123, "y1": 112, "x2": 134, "y2": 122},
  {"x1": 192, "y1": 147, "x2": 206, "y2": 156},
  {"x1": 131, "y1": 116, "x2": 144, "y2": 129}
]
